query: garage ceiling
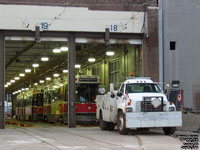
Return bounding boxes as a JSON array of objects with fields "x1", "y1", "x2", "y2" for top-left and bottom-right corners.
[{"x1": 5, "y1": 39, "x2": 109, "y2": 93}]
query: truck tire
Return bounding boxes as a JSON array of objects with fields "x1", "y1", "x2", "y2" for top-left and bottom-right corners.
[
  {"x1": 100, "y1": 112, "x2": 108, "y2": 130},
  {"x1": 117, "y1": 111, "x2": 129, "y2": 135},
  {"x1": 108, "y1": 122, "x2": 115, "y2": 131},
  {"x1": 163, "y1": 127, "x2": 176, "y2": 135}
]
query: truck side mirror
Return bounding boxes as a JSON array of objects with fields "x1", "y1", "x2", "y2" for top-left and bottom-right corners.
[{"x1": 117, "y1": 92, "x2": 123, "y2": 97}]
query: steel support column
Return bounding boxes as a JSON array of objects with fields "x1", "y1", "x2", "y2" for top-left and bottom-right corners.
[
  {"x1": 68, "y1": 32, "x2": 76, "y2": 128},
  {"x1": 0, "y1": 31, "x2": 5, "y2": 129},
  {"x1": 159, "y1": 0, "x2": 164, "y2": 90}
]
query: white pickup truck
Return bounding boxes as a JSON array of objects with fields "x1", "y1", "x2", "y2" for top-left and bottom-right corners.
[{"x1": 96, "y1": 77, "x2": 182, "y2": 135}]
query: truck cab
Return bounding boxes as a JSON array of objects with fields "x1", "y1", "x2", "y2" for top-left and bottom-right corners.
[{"x1": 96, "y1": 77, "x2": 182, "y2": 135}]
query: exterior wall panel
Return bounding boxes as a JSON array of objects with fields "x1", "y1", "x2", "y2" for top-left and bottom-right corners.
[{"x1": 163, "y1": 0, "x2": 200, "y2": 112}]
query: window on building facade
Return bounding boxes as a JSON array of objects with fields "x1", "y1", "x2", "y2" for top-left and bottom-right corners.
[
  {"x1": 170, "y1": 41, "x2": 176, "y2": 50},
  {"x1": 109, "y1": 60, "x2": 119, "y2": 84}
]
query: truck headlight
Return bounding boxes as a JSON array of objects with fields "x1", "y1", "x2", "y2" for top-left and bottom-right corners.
[
  {"x1": 169, "y1": 107, "x2": 175, "y2": 111},
  {"x1": 126, "y1": 107, "x2": 133, "y2": 112}
]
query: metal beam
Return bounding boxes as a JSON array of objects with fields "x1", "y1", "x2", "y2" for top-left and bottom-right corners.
[
  {"x1": 68, "y1": 33, "x2": 76, "y2": 128},
  {"x1": 0, "y1": 31, "x2": 5, "y2": 129},
  {"x1": 5, "y1": 42, "x2": 35, "y2": 69},
  {"x1": 4, "y1": 30, "x2": 143, "y2": 39}
]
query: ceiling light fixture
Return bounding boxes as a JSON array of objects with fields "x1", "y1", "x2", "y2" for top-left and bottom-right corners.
[
  {"x1": 106, "y1": 51, "x2": 115, "y2": 56},
  {"x1": 60, "y1": 46, "x2": 68, "y2": 52},
  {"x1": 88, "y1": 58, "x2": 96, "y2": 62},
  {"x1": 25, "y1": 68, "x2": 31, "y2": 73},
  {"x1": 14, "y1": 77, "x2": 20, "y2": 80},
  {"x1": 32, "y1": 63, "x2": 39, "y2": 68},
  {"x1": 75, "y1": 64, "x2": 81, "y2": 68},
  {"x1": 39, "y1": 80, "x2": 45, "y2": 84},
  {"x1": 46, "y1": 77, "x2": 51, "y2": 81},
  {"x1": 10, "y1": 80, "x2": 15, "y2": 83},
  {"x1": 7, "y1": 82, "x2": 11, "y2": 85},
  {"x1": 19, "y1": 73, "x2": 25, "y2": 77},
  {"x1": 53, "y1": 48, "x2": 61, "y2": 53},
  {"x1": 5, "y1": 85, "x2": 8, "y2": 88},
  {"x1": 63, "y1": 69, "x2": 68, "y2": 73},
  {"x1": 53, "y1": 73, "x2": 59, "y2": 77},
  {"x1": 41, "y1": 57, "x2": 49, "y2": 62},
  {"x1": 34, "y1": 83, "x2": 38, "y2": 86}
]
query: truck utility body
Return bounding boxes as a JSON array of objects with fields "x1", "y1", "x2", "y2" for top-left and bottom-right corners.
[{"x1": 96, "y1": 77, "x2": 182, "y2": 135}]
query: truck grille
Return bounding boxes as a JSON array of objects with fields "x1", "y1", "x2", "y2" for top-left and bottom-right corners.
[{"x1": 141, "y1": 97, "x2": 164, "y2": 112}]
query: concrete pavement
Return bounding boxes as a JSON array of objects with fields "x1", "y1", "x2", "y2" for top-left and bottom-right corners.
[{"x1": 0, "y1": 126, "x2": 190, "y2": 150}]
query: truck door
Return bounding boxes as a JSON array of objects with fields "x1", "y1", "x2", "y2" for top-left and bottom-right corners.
[{"x1": 109, "y1": 95, "x2": 117, "y2": 122}]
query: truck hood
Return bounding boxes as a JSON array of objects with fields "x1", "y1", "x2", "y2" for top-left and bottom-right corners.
[{"x1": 127, "y1": 93, "x2": 167, "y2": 101}]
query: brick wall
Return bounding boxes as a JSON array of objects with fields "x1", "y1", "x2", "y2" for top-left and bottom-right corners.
[
  {"x1": 0, "y1": 0, "x2": 157, "y2": 11},
  {"x1": 143, "y1": 8, "x2": 159, "y2": 82},
  {"x1": 0, "y1": 0, "x2": 159, "y2": 81}
]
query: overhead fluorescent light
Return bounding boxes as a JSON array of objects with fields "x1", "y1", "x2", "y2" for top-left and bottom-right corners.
[
  {"x1": 63, "y1": 69, "x2": 68, "y2": 73},
  {"x1": 106, "y1": 51, "x2": 115, "y2": 56},
  {"x1": 39, "y1": 80, "x2": 45, "y2": 83},
  {"x1": 75, "y1": 64, "x2": 81, "y2": 68},
  {"x1": 14, "y1": 77, "x2": 20, "y2": 80},
  {"x1": 25, "y1": 68, "x2": 31, "y2": 73},
  {"x1": 53, "y1": 48, "x2": 61, "y2": 53},
  {"x1": 10, "y1": 80, "x2": 15, "y2": 83},
  {"x1": 19, "y1": 73, "x2": 25, "y2": 77},
  {"x1": 41, "y1": 57, "x2": 49, "y2": 61},
  {"x1": 46, "y1": 77, "x2": 51, "y2": 81},
  {"x1": 53, "y1": 73, "x2": 59, "y2": 77},
  {"x1": 32, "y1": 63, "x2": 39, "y2": 67},
  {"x1": 7, "y1": 82, "x2": 11, "y2": 85},
  {"x1": 60, "y1": 47, "x2": 68, "y2": 52},
  {"x1": 5, "y1": 85, "x2": 8, "y2": 88},
  {"x1": 88, "y1": 58, "x2": 96, "y2": 62}
]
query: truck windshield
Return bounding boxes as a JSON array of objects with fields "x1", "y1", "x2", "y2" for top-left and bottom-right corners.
[{"x1": 126, "y1": 83, "x2": 161, "y2": 93}]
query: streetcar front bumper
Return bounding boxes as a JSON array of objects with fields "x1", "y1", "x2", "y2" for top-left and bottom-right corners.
[{"x1": 126, "y1": 111, "x2": 182, "y2": 128}]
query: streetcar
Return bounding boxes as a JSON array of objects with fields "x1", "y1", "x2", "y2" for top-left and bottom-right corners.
[{"x1": 16, "y1": 75, "x2": 99, "y2": 124}]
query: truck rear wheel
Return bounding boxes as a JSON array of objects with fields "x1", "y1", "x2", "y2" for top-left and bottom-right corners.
[
  {"x1": 117, "y1": 111, "x2": 129, "y2": 135},
  {"x1": 100, "y1": 112, "x2": 108, "y2": 130},
  {"x1": 163, "y1": 127, "x2": 176, "y2": 135}
]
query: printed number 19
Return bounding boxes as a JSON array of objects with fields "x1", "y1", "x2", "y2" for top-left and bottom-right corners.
[{"x1": 110, "y1": 24, "x2": 118, "y2": 31}]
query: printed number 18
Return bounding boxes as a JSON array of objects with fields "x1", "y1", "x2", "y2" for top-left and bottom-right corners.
[{"x1": 110, "y1": 24, "x2": 118, "y2": 31}]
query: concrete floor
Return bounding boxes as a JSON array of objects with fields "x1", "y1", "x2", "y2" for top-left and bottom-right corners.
[{"x1": 1, "y1": 126, "x2": 194, "y2": 150}]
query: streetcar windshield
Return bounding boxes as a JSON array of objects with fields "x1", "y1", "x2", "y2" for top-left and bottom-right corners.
[
  {"x1": 125, "y1": 83, "x2": 161, "y2": 93},
  {"x1": 76, "y1": 84, "x2": 99, "y2": 103}
]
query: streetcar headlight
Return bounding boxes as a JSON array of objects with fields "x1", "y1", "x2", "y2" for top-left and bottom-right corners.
[
  {"x1": 169, "y1": 107, "x2": 175, "y2": 112},
  {"x1": 126, "y1": 107, "x2": 133, "y2": 112}
]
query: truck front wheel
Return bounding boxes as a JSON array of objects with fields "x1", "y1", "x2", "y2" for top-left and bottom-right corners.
[
  {"x1": 117, "y1": 111, "x2": 129, "y2": 135},
  {"x1": 108, "y1": 122, "x2": 115, "y2": 131},
  {"x1": 100, "y1": 112, "x2": 108, "y2": 130},
  {"x1": 163, "y1": 127, "x2": 176, "y2": 135}
]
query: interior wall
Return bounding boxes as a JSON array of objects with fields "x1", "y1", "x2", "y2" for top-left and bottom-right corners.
[{"x1": 80, "y1": 44, "x2": 142, "y2": 92}]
